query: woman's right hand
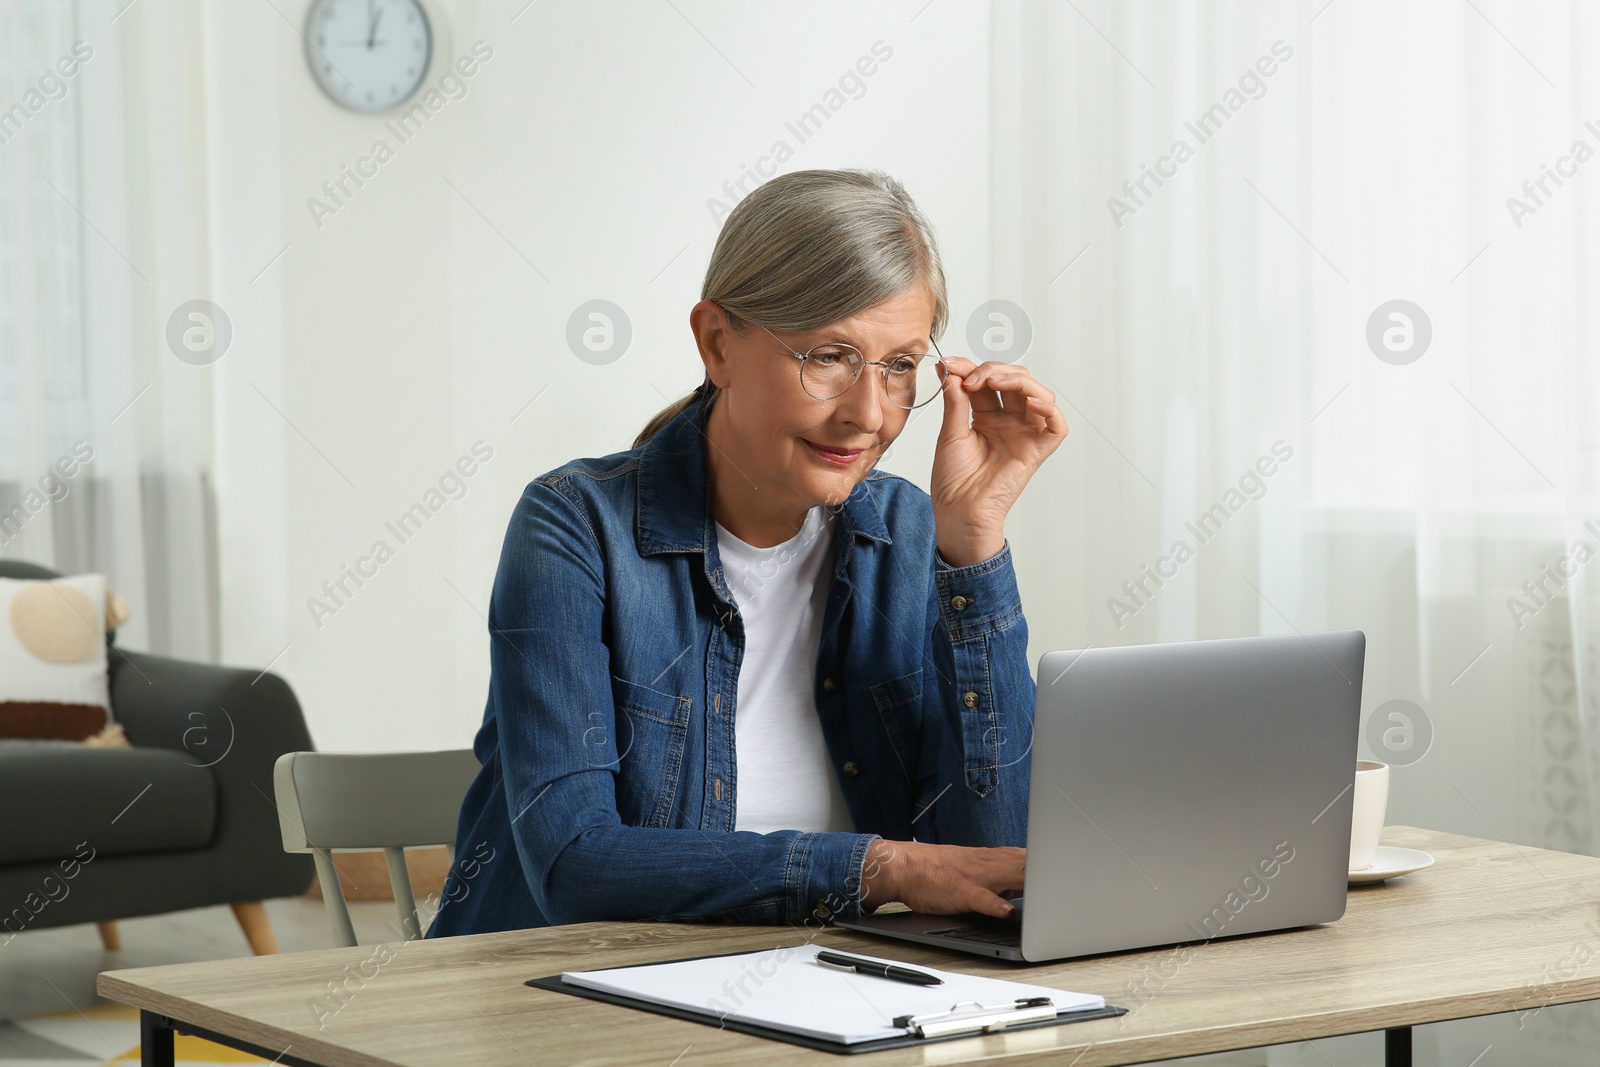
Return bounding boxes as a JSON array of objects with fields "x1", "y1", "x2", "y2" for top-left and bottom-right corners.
[{"x1": 859, "y1": 838, "x2": 1025, "y2": 919}]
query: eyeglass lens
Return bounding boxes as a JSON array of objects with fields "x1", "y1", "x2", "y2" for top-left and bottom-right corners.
[{"x1": 800, "y1": 345, "x2": 947, "y2": 409}]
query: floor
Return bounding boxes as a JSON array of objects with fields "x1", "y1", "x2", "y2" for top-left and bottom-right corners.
[{"x1": 0, "y1": 896, "x2": 1270, "y2": 1066}]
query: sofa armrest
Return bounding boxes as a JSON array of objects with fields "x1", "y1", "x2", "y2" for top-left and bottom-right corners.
[{"x1": 109, "y1": 649, "x2": 316, "y2": 903}]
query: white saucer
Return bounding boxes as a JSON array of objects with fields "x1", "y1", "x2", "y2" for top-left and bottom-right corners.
[{"x1": 1348, "y1": 846, "x2": 1434, "y2": 884}]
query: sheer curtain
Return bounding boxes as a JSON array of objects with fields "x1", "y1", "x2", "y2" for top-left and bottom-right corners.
[
  {"x1": 0, "y1": 0, "x2": 217, "y2": 660},
  {"x1": 994, "y1": 1, "x2": 1598, "y2": 1064}
]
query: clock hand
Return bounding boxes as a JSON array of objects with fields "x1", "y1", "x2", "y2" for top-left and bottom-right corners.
[{"x1": 368, "y1": 6, "x2": 383, "y2": 49}]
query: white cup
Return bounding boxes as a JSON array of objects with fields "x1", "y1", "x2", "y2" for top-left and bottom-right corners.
[{"x1": 1348, "y1": 760, "x2": 1390, "y2": 871}]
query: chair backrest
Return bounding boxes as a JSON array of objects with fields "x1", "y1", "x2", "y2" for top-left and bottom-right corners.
[
  {"x1": 273, "y1": 749, "x2": 481, "y2": 947},
  {"x1": 0, "y1": 560, "x2": 62, "y2": 580}
]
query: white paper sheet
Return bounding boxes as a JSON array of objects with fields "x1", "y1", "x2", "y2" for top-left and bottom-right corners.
[{"x1": 560, "y1": 942, "x2": 1105, "y2": 1045}]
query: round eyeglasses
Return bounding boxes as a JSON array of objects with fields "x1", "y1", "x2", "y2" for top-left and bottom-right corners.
[{"x1": 753, "y1": 321, "x2": 950, "y2": 410}]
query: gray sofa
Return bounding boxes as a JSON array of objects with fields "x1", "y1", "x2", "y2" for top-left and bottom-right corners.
[{"x1": 0, "y1": 560, "x2": 315, "y2": 954}]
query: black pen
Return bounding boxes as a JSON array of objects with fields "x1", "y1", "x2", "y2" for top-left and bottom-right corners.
[{"x1": 815, "y1": 949, "x2": 944, "y2": 986}]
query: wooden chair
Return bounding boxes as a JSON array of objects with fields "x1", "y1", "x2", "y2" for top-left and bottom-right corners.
[{"x1": 271, "y1": 749, "x2": 480, "y2": 947}]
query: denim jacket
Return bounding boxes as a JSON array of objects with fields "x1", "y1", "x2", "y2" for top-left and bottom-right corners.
[{"x1": 424, "y1": 398, "x2": 1035, "y2": 937}]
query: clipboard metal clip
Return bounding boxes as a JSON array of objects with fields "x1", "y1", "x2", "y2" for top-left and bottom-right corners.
[{"x1": 893, "y1": 996, "x2": 1057, "y2": 1038}]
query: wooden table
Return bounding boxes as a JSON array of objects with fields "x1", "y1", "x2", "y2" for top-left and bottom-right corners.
[{"x1": 98, "y1": 827, "x2": 1600, "y2": 1066}]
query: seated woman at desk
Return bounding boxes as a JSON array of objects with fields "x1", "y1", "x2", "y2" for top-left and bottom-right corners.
[{"x1": 425, "y1": 168, "x2": 1068, "y2": 937}]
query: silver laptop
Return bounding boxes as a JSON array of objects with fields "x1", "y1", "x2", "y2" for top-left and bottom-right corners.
[{"x1": 835, "y1": 630, "x2": 1365, "y2": 962}]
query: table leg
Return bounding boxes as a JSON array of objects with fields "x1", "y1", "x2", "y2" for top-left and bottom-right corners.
[
  {"x1": 1385, "y1": 1026, "x2": 1412, "y2": 1066},
  {"x1": 140, "y1": 1010, "x2": 175, "y2": 1067}
]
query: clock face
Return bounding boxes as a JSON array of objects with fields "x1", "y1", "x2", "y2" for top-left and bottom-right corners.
[{"x1": 305, "y1": 0, "x2": 432, "y2": 112}]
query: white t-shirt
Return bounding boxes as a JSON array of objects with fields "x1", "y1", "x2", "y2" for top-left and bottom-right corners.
[{"x1": 715, "y1": 504, "x2": 854, "y2": 835}]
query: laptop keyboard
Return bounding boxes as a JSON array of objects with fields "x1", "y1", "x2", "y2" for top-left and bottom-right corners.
[{"x1": 923, "y1": 921, "x2": 1023, "y2": 947}]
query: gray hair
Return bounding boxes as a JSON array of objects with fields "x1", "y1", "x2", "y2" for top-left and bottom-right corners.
[{"x1": 633, "y1": 168, "x2": 949, "y2": 448}]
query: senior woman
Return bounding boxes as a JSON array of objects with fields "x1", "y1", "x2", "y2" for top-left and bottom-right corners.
[{"x1": 425, "y1": 168, "x2": 1068, "y2": 937}]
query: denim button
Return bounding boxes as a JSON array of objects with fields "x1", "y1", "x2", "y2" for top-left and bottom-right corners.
[
  {"x1": 823, "y1": 677, "x2": 837, "y2": 691},
  {"x1": 951, "y1": 595, "x2": 971, "y2": 610},
  {"x1": 814, "y1": 900, "x2": 832, "y2": 920},
  {"x1": 842, "y1": 761, "x2": 859, "y2": 776},
  {"x1": 963, "y1": 690, "x2": 979, "y2": 708}
]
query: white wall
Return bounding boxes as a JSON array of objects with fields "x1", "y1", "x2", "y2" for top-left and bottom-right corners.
[{"x1": 201, "y1": 0, "x2": 995, "y2": 752}]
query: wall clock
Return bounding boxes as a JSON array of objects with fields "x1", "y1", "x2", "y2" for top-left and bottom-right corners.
[{"x1": 304, "y1": 0, "x2": 433, "y2": 113}]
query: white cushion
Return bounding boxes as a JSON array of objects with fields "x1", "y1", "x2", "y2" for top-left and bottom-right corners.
[{"x1": 0, "y1": 574, "x2": 112, "y2": 740}]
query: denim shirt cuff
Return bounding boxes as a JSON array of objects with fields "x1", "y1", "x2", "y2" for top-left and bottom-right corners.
[
  {"x1": 934, "y1": 539, "x2": 1023, "y2": 642},
  {"x1": 792, "y1": 831, "x2": 880, "y2": 925}
]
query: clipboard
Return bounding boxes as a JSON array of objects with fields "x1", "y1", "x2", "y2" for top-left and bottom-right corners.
[{"x1": 525, "y1": 946, "x2": 1126, "y2": 1055}]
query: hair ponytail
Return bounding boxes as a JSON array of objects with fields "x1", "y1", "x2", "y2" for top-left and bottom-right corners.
[{"x1": 631, "y1": 381, "x2": 712, "y2": 449}]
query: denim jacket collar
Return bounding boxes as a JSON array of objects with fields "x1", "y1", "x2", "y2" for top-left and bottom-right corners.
[{"x1": 634, "y1": 398, "x2": 893, "y2": 562}]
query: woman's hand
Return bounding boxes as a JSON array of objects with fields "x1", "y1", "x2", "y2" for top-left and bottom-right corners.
[
  {"x1": 930, "y1": 357, "x2": 1069, "y2": 567},
  {"x1": 859, "y1": 838, "x2": 1025, "y2": 919}
]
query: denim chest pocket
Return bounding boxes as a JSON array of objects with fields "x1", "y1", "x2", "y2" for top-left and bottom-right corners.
[
  {"x1": 609, "y1": 674, "x2": 693, "y2": 829},
  {"x1": 869, "y1": 668, "x2": 922, "y2": 784}
]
